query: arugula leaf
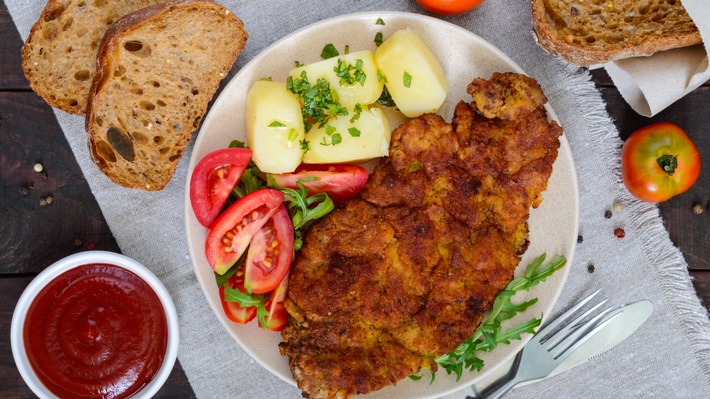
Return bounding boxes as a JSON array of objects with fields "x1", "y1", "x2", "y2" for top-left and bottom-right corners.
[
  {"x1": 223, "y1": 281, "x2": 269, "y2": 327},
  {"x1": 267, "y1": 177, "x2": 335, "y2": 250},
  {"x1": 433, "y1": 253, "x2": 566, "y2": 380}
]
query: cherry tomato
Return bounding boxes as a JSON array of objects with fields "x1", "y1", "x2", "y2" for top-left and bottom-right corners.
[
  {"x1": 258, "y1": 272, "x2": 289, "y2": 331},
  {"x1": 190, "y1": 148, "x2": 252, "y2": 227},
  {"x1": 244, "y1": 204, "x2": 294, "y2": 294},
  {"x1": 219, "y1": 267, "x2": 256, "y2": 324},
  {"x1": 622, "y1": 122, "x2": 701, "y2": 203},
  {"x1": 206, "y1": 189, "x2": 284, "y2": 275},
  {"x1": 415, "y1": 0, "x2": 484, "y2": 15},
  {"x1": 269, "y1": 164, "x2": 369, "y2": 204}
]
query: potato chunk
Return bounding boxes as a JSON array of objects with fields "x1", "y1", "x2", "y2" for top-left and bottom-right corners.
[
  {"x1": 290, "y1": 50, "x2": 383, "y2": 110},
  {"x1": 375, "y1": 29, "x2": 447, "y2": 117},
  {"x1": 245, "y1": 80, "x2": 305, "y2": 173},
  {"x1": 303, "y1": 106, "x2": 391, "y2": 164}
]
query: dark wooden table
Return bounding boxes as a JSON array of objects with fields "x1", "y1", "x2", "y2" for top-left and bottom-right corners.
[{"x1": 1, "y1": 2, "x2": 708, "y2": 398}]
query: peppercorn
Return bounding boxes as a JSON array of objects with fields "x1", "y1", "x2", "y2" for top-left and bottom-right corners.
[
  {"x1": 587, "y1": 263, "x2": 595, "y2": 273},
  {"x1": 74, "y1": 239, "x2": 83, "y2": 247},
  {"x1": 577, "y1": 235, "x2": 583, "y2": 244},
  {"x1": 614, "y1": 228, "x2": 625, "y2": 238},
  {"x1": 613, "y1": 201, "x2": 623, "y2": 212},
  {"x1": 45, "y1": 195, "x2": 53, "y2": 205},
  {"x1": 692, "y1": 203, "x2": 704, "y2": 215},
  {"x1": 39, "y1": 198, "x2": 47, "y2": 206},
  {"x1": 33, "y1": 163, "x2": 43, "y2": 173},
  {"x1": 604, "y1": 210, "x2": 612, "y2": 219}
]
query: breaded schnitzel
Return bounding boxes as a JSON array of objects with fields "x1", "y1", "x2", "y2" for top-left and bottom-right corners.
[{"x1": 280, "y1": 73, "x2": 563, "y2": 399}]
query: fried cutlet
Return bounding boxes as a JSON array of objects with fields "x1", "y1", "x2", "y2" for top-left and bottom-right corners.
[{"x1": 279, "y1": 72, "x2": 563, "y2": 399}]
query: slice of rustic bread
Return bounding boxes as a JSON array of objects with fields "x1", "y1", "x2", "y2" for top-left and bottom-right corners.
[
  {"x1": 22, "y1": 0, "x2": 166, "y2": 114},
  {"x1": 86, "y1": 0, "x2": 247, "y2": 191},
  {"x1": 531, "y1": 0, "x2": 702, "y2": 66}
]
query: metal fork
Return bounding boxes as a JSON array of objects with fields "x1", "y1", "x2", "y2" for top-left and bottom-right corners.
[{"x1": 468, "y1": 289, "x2": 622, "y2": 399}]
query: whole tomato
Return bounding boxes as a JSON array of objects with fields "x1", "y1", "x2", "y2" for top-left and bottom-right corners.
[
  {"x1": 416, "y1": 0, "x2": 484, "y2": 15},
  {"x1": 621, "y1": 122, "x2": 701, "y2": 203}
]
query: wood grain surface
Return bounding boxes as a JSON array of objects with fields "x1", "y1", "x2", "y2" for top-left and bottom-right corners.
[{"x1": 0, "y1": 1, "x2": 707, "y2": 398}]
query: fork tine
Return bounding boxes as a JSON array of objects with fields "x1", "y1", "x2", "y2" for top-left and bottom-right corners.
[
  {"x1": 550, "y1": 307, "x2": 624, "y2": 360},
  {"x1": 533, "y1": 289, "x2": 601, "y2": 342},
  {"x1": 542, "y1": 299, "x2": 609, "y2": 348}
]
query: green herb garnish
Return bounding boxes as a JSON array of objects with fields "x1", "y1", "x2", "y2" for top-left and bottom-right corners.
[
  {"x1": 403, "y1": 71, "x2": 412, "y2": 88},
  {"x1": 377, "y1": 85, "x2": 396, "y2": 107},
  {"x1": 334, "y1": 59, "x2": 366, "y2": 86},
  {"x1": 376, "y1": 18, "x2": 385, "y2": 25},
  {"x1": 348, "y1": 127, "x2": 361, "y2": 137},
  {"x1": 287, "y1": 71, "x2": 348, "y2": 132},
  {"x1": 268, "y1": 121, "x2": 286, "y2": 128},
  {"x1": 223, "y1": 280, "x2": 270, "y2": 325},
  {"x1": 287, "y1": 128, "x2": 299, "y2": 142},
  {"x1": 294, "y1": 60, "x2": 303, "y2": 67},
  {"x1": 350, "y1": 103, "x2": 364, "y2": 123},
  {"x1": 374, "y1": 32, "x2": 383, "y2": 47},
  {"x1": 321, "y1": 43, "x2": 339, "y2": 59},
  {"x1": 433, "y1": 254, "x2": 567, "y2": 381}
]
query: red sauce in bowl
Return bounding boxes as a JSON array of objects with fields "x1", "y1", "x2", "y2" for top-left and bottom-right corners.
[{"x1": 23, "y1": 264, "x2": 168, "y2": 399}]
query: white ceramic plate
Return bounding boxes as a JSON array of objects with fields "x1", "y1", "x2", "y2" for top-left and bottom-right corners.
[{"x1": 185, "y1": 11, "x2": 578, "y2": 399}]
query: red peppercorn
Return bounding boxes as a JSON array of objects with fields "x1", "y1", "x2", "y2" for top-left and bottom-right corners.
[
  {"x1": 86, "y1": 241, "x2": 95, "y2": 250},
  {"x1": 614, "y1": 228, "x2": 625, "y2": 238}
]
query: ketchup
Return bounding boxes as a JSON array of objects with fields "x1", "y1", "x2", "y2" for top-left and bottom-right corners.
[{"x1": 23, "y1": 264, "x2": 168, "y2": 399}]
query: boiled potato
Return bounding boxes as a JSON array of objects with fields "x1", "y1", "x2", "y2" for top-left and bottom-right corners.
[
  {"x1": 303, "y1": 106, "x2": 390, "y2": 164},
  {"x1": 375, "y1": 29, "x2": 447, "y2": 118},
  {"x1": 289, "y1": 50, "x2": 384, "y2": 110},
  {"x1": 245, "y1": 80, "x2": 305, "y2": 173}
]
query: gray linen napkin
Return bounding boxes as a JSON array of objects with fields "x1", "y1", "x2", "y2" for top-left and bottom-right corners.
[{"x1": 7, "y1": 1, "x2": 710, "y2": 398}]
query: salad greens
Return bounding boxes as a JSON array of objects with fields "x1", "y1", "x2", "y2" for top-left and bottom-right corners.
[{"x1": 432, "y1": 253, "x2": 567, "y2": 381}]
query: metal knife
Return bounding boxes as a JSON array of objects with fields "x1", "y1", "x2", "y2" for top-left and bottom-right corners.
[{"x1": 459, "y1": 299, "x2": 654, "y2": 399}]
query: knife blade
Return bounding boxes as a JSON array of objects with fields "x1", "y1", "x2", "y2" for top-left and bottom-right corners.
[{"x1": 458, "y1": 299, "x2": 654, "y2": 399}]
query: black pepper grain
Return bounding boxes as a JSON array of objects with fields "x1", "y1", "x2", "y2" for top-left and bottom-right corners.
[
  {"x1": 74, "y1": 238, "x2": 83, "y2": 247},
  {"x1": 587, "y1": 263, "x2": 595, "y2": 273},
  {"x1": 604, "y1": 210, "x2": 612, "y2": 219},
  {"x1": 577, "y1": 235, "x2": 583, "y2": 244}
]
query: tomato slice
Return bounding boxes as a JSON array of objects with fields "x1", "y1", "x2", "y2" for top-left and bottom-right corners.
[
  {"x1": 219, "y1": 267, "x2": 256, "y2": 324},
  {"x1": 258, "y1": 272, "x2": 289, "y2": 331},
  {"x1": 190, "y1": 148, "x2": 252, "y2": 227},
  {"x1": 244, "y1": 204, "x2": 294, "y2": 294},
  {"x1": 206, "y1": 189, "x2": 285, "y2": 275},
  {"x1": 269, "y1": 164, "x2": 368, "y2": 204}
]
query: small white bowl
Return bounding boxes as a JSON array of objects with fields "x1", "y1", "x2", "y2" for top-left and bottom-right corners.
[{"x1": 11, "y1": 251, "x2": 179, "y2": 399}]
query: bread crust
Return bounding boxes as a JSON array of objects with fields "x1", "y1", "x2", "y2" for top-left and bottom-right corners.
[
  {"x1": 530, "y1": 0, "x2": 703, "y2": 66},
  {"x1": 85, "y1": 0, "x2": 247, "y2": 190},
  {"x1": 22, "y1": 0, "x2": 166, "y2": 114}
]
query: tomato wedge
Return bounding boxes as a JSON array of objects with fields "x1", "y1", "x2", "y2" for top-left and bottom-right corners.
[
  {"x1": 219, "y1": 267, "x2": 256, "y2": 324},
  {"x1": 206, "y1": 189, "x2": 284, "y2": 275},
  {"x1": 269, "y1": 164, "x2": 368, "y2": 204},
  {"x1": 190, "y1": 148, "x2": 252, "y2": 227},
  {"x1": 244, "y1": 204, "x2": 294, "y2": 294},
  {"x1": 258, "y1": 272, "x2": 289, "y2": 331}
]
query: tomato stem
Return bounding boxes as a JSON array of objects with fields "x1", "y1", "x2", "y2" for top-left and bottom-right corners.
[{"x1": 657, "y1": 154, "x2": 678, "y2": 176}]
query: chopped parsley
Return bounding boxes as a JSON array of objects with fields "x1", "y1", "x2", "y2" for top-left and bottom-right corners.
[
  {"x1": 268, "y1": 121, "x2": 286, "y2": 127},
  {"x1": 350, "y1": 103, "x2": 364, "y2": 123},
  {"x1": 334, "y1": 59, "x2": 366, "y2": 86},
  {"x1": 375, "y1": 17, "x2": 385, "y2": 25},
  {"x1": 403, "y1": 71, "x2": 412, "y2": 88},
  {"x1": 348, "y1": 127, "x2": 361, "y2": 137},
  {"x1": 294, "y1": 60, "x2": 303, "y2": 67},
  {"x1": 377, "y1": 86, "x2": 396, "y2": 107},
  {"x1": 374, "y1": 32, "x2": 383, "y2": 47},
  {"x1": 259, "y1": 77, "x2": 273, "y2": 81},
  {"x1": 376, "y1": 70, "x2": 388, "y2": 84},
  {"x1": 287, "y1": 71, "x2": 348, "y2": 132},
  {"x1": 287, "y1": 128, "x2": 299, "y2": 142},
  {"x1": 299, "y1": 139, "x2": 311, "y2": 152},
  {"x1": 320, "y1": 43, "x2": 339, "y2": 59},
  {"x1": 331, "y1": 133, "x2": 343, "y2": 145}
]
